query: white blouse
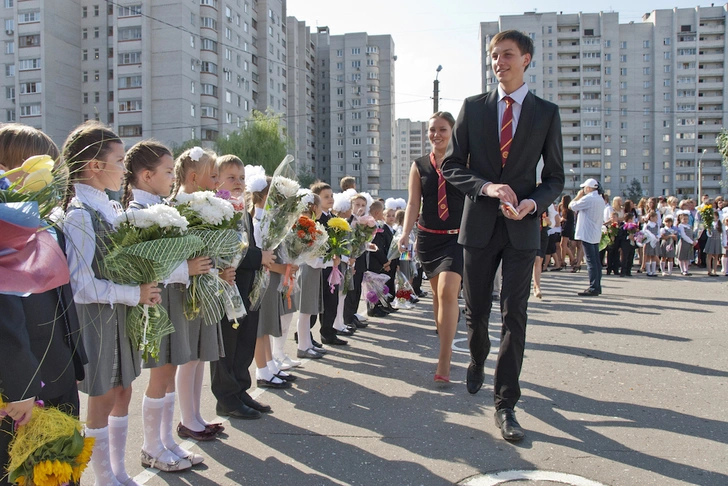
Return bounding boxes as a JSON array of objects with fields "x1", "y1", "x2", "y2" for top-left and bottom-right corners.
[{"x1": 63, "y1": 184, "x2": 140, "y2": 307}]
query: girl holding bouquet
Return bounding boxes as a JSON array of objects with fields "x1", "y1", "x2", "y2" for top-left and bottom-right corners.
[
  {"x1": 642, "y1": 211, "x2": 660, "y2": 277},
  {"x1": 343, "y1": 193, "x2": 372, "y2": 329},
  {"x1": 704, "y1": 210, "x2": 724, "y2": 276},
  {"x1": 331, "y1": 192, "x2": 357, "y2": 336},
  {"x1": 171, "y1": 148, "x2": 231, "y2": 440},
  {"x1": 121, "y1": 141, "x2": 208, "y2": 471},
  {"x1": 658, "y1": 215, "x2": 679, "y2": 276},
  {"x1": 62, "y1": 122, "x2": 162, "y2": 486},
  {"x1": 675, "y1": 211, "x2": 695, "y2": 276},
  {"x1": 249, "y1": 176, "x2": 296, "y2": 389},
  {"x1": 296, "y1": 194, "x2": 328, "y2": 359}
]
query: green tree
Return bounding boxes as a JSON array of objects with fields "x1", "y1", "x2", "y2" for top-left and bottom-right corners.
[
  {"x1": 717, "y1": 128, "x2": 728, "y2": 189},
  {"x1": 171, "y1": 138, "x2": 203, "y2": 159},
  {"x1": 623, "y1": 178, "x2": 644, "y2": 203},
  {"x1": 215, "y1": 109, "x2": 292, "y2": 174}
]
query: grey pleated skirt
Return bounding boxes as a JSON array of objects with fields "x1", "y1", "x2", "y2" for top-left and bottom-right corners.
[
  {"x1": 257, "y1": 271, "x2": 283, "y2": 337},
  {"x1": 297, "y1": 264, "x2": 323, "y2": 315},
  {"x1": 76, "y1": 302, "x2": 141, "y2": 396},
  {"x1": 144, "y1": 284, "x2": 192, "y2": 368}
]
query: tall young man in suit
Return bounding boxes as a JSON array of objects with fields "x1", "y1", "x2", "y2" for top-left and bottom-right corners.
[{"x1": 442, "y1": 30, "x2": 564, "y2": 441}]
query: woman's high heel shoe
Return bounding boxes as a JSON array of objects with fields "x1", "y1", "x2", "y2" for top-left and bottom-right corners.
[
  {"x1": 434, "y1": 374, "x2": 450, "y2": 383},
  {"x1": 571, "y1": 265, "x2": 581, "y2": 273}
]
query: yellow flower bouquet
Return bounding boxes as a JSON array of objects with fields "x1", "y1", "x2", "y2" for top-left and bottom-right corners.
[{"x1": 2, "y1": 398, "x2": 94, "y2": 486}]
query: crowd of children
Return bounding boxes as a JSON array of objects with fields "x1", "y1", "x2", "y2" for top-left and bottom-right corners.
[{"x1": 0, "y1": 122, "x2": 426, "y2": 486}]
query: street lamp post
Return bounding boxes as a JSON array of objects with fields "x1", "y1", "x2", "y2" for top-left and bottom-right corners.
[
  {"x1": 696, "y1": 148, "x2": 707, "y2": 199},
  {"x1": 433, "y1": 65, "x2": 442, "y2": 113}
]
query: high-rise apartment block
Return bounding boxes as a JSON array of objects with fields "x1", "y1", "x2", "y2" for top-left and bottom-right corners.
[
  {"x1": 1, "y1": 0, "x2": 286, "y2": 148},
  {"x1": 481, "y1": 5, "x2": 727, "y2": 198},
  {"x1": 312, "y1": 27, "x2": 396, "y2": 195},
  {"x1": 286, "y1": 16, "x2": 316, "y2": 180},
  {"x1": 393, "y1": 118, "x2": 428, "y2": 189}
]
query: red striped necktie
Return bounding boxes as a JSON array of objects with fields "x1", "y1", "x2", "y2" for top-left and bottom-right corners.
[
  {"x1": 430, "y1": 152, "x2": 449, "y2": 221},
  {"x1": 500, "y1": 96, "x2": 514, "y2": 167}
]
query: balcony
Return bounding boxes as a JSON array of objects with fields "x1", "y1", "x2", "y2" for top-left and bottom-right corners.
[
  {"x1": 698, "y1": 37, "x2": 724, "y2": 48},
  {"x1": 698, "y1": 53, "x2": 724, "y2": 62},
  {"x1": 697, "y1": 80, "x2": 723, "y2": 90},
  {"x1": 557, "y1": 30, "x2": 580, "y2": 40}
]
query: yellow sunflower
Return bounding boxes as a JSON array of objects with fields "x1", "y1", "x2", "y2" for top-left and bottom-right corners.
[{"x1": 328, "y1": 217, "x2": 351, "y2": 232}]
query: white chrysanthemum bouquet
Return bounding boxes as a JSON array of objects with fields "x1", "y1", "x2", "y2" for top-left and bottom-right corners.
[
  {"x1": 248, "y1": 155, "x2": 307, "y2": 310},
  {"x1": 172, "y1": 191, "x2": 246, "y2": 327},
  {"x1": 102, "y1": 205, "x2": 205, "y2": 359}
]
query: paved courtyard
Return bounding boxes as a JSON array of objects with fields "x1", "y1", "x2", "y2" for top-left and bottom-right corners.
[{"x1": 81, "y1": 269, "x2": 728, "y2": 485}]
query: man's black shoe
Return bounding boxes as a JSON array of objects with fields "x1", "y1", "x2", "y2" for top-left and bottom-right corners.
[
  {"x1": 466, "y1": 363, "x2": 485, "y2": 394},
  {"x1": 311, "y1": 339, "x2": 323, "y2": 348},
  {"x1": 416, "y1": 291, "x2": 428, "y2": 298},
  {"x1": 367, "y1": 307, "x2": 388, "y2": 318},
  {"x1": 216, "y1": 403, "x2": 262, "y2": 420},
  {"x1": 321, "y1": 335, "x2": 348, "y2": 345},
  {"x1": 240, "y1": 394, "x2": 272, "y2": 413},
  {"x1": 577, "y1": 290, "x2": 600, "y2": 296},
  {"x1": 494, "y1": 408, "x2": 525, "y2": 441},
  {"x1": 349, "y1": 316, "x2": 367, "y2": 329},
  {"x1": 336, "y1": 328, "x2": 355, "y2": 336}
]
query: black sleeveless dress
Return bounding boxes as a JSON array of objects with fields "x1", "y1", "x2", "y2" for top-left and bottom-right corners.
[{"x1": 414, "y1": 155, "x2": 464, "y2": 278}]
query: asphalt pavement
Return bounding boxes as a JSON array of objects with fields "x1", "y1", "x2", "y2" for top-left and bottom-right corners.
[{"x1": 80, "y1": 267, "x2": 728, "y2": 486}]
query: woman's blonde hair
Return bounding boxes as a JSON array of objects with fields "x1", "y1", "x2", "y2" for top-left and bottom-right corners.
[{"x1": 0, "y1": 123, "x2": 60, "y2": 171}]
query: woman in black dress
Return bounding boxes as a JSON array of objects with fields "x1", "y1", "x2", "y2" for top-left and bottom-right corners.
[
  {"x1": 398, "y1": 112, "x2": 463, "y2": 383},
  {"x1": 559, "y1": 195, "x2": 578, "y2": 270}
]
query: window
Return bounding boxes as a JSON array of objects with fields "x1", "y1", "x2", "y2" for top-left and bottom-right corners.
[
  {"x1": 118, "y1": 75, "x2": 141, "y2": 88},
  {"x1": 620, "y1": 68, "x2": 627, "y2": 76},
  {"x1": 351, "y1": 48, "x2": 360, "y2": 55},
  {"x1": 336, "y1": 49, "x2": 343, "y2": 57},
  {"x1": 620, "y1": 55, "x2": 627, "y2": 62},
  {"x1": 118, "y1": 27, "x2": 142, "y2": 41},
  {"x1": 118, "y1": 5, "x2": 142, "y2": 17},
  {"x1": 94, "y1": 92, "x2": 100, "y2": 103},
  {"x1": 19, "y1": 34, "x2": 40, "y2": 48},
  {"x1": 620, "y1": 162, "x2": 627, "y2": 170},
  {"x1": 82, "y1": 28, "x2": 87, "y2": 39},
  {"x1": 81, "y1": 6, "x2": 87, "y2": 17},
  {"x1": 94, "y1": 4, "x2": 99, "y2": 16},
  {"x1": 200, "y1": 105, "x2": 218, "y2": 118},
  {"x1": 201, "y1": 17, "x2": 217, "y2": 30},
  {"x1": 18, "y1": 81, "x2": 40, "y2": 94},
  {"x1": 94, "y1": 48, "x2": 99, "y2": 59},
  {"x1": 201, "y1": 62, "x2": 218, "y2": 74},
  {"x1": 4, "y1": 41, "x2": 13, "y2": 54},
  {"x1": 620, "y1": 41, "x2": 627, "y2": 49},
  {"x1": 200, "y1": 38, "x2": 218, "y2": 52},
  {"x1": 17, "y1": 11, "x2": 40, "y2": 23},
  {"x1": 5, "y1": 86, "x2": 13, "y2": 100},
  {"x1": 118, "y1": 52, "x2": 141, "y2": 65},
  {"x1": 18, "y1": 58, "x2": 40, "y2": 71},
  {"x1": 94, "y1": 27, "x2": 99, "y2": 38},
  {"x1": 19, "y1": 103, "x2": 41, "y2": 117},
  {"x1": 119, "y1": 125, "x2": 142, "y2": 137},
  {"x1": 664, "y1": 38, "x2": 671, "y2": 46},
  {"x1": 118, "y1": 99, "x2": 142, "y2": 112}
]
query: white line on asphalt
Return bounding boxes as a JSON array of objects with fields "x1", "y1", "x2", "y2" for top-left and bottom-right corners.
[{"x1": 460, "y1": 469, "x2": 608, "y2": 486}]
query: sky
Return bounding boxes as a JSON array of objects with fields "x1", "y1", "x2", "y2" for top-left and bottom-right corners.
[{"x1": 288, "y1": 0, "x2": 715, "y2": 121}]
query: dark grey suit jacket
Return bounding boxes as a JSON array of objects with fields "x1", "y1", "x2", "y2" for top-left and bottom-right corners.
[{"x1": 441, "y1": 90, "x2": 564, "y2": 251}]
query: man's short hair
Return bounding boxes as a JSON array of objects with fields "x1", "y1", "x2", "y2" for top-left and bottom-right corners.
[
  {"x1": 310, "y1": 181, "x2": 331, "y2": 194},
  {"x1": 489, "y1": 30, "x2": 534, "y2": 71}
]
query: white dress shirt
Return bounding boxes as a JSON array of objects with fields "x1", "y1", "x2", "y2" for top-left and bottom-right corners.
[
  {"x1": 63, "y1": 184, "x2": 140, "y2": 306},
  {"x1": 569, "y1": 190, "x2": 604, "y2": 244}
]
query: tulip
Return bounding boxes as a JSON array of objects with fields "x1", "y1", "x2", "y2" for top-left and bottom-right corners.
[
  {"x1": 1, "y1": 154, "x2": 55, "y2": 179},
  {"x1": 18, "y1": 168, "x2": 53, "y2": 193}
]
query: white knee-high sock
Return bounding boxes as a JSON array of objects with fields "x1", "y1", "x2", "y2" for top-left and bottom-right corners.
[
  {"x1": 659, "y1": 260, "x2": 666, "y2": 273},
  {"x1": 192, "y1": 361, "x2": 209, "y2": 426},
  {"x1": 176, "y1": 361, "x2": 205, "y2": 432},
  {"x1": 667, "y1": 261, "x2": 673, "y2": 275},
  {"x1": 142, "y1": 395, "x2": 179, "y2": 462},
  {"x1": 333, "y1": 289, "x2": 346, "y2": 330},
  {"x1": 723, "y1": 256, "x2": 728, "y2": 274},
  {"x1": 108, "y1": 415, "x2": 137, "y2": 485},
  {"x1": 271, "y1": 313, "x2": 293, "y2": 360},
  {"x1": 297, "y1": 313, "x2": 313, "y2": 351},
  {"x1": 85, "y1": 426, "x2": 121, "y2": 486}
]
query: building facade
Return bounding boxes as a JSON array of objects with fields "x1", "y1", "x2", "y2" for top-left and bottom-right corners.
[
  {"x1": 313, "y1": 27, "x2": 395, "y2": 194},
  {"x1": 394, "y1": 118, "x2": 428, "y2": 190},
  {"x1": 481, "y1": 5, "x2": 727, "y2": 198},
  {"x1": 286, "y1": 16, "x2": 316, "y2": 180},
  {"x1": 1, "y1": 0, "x2": 289, "y2": 150}
]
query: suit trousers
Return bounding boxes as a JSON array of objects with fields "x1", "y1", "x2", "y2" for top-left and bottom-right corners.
[
  {"x1": 463, "y1": 217, "x2": 535, "y2": 411},
  {"x1": 210, "y1": 310, "x2": 258, "y2": 409},
  {"x1": 344, "y1": 255, "x2": 365, "y2": 323},
  {"x1": 318, "y1": 267, "x2": 339, "y2": 340}
]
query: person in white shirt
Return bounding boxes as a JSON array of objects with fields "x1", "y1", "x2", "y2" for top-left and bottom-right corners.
[{"x1": 569, "y1": 178, "x2": 605, "y2": 296}]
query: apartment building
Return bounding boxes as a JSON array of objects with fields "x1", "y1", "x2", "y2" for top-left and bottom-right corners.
[
  {"x1": 480, "y1": 5, "x2": 727, "y2": 198},
  {"x1": 394, "y1": 118, "x2": 428, "y2": 190},
  {"x1": 1, "y1": 0, "x2": 288, "y2": 150},
  {"x1": 313, "y1": 27, "x2": 396, "y2": 194},
  {"x1": 286, "y1": 16, "x2": 316, "y2": 179}
]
